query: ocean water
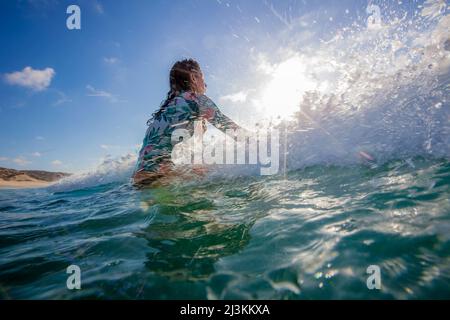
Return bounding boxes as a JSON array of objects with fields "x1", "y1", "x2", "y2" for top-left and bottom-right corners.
[{"x1": 0, "y1": 157, "x2": 449, "y2": 299}]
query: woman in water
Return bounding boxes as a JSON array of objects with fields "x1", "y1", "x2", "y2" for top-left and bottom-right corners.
[{"x1": 133, "y1": 59, "x2": 245, "y2": 186}]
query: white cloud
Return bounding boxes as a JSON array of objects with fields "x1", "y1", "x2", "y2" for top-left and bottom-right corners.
[
  {"x1": 100, "y1": 144, "x2": 119, "y2": 150},
  {"x1": 86, "y1": 85, "x2": 120, "y2": 103},
  {"x1": 0, "y1": 157, "x2": 8, "y2": 162},
  {"x1": 103, "y1": 57, "x2": 119, "y2": 64},
  {"x1": 4, "y1": 66, "x2": 55, "y2": 91},
  {"x1": 13, "y1": 156, "x2": 31, "y2": 166},
  {"x1": 35, "y1": 136, "x2": 45, "y2": 141},
  {"x1": 100, "y1": 144, "x2": 123, "y2": 151},
  {"x1": 32, "y1": 152, "x2": 42, "y2": 157},
  {"x1": 93, "y1": 1, "x2": 104, "y2": 14},
  {"x1": 220, "y1": 91, "x2": 249, "y2": 103},
  {"x1": 53, "y1": 91, "x2": 72, "y2": 106},
  {"x1": 51, "y1": 160, "x2": 62, "y2": 166}
]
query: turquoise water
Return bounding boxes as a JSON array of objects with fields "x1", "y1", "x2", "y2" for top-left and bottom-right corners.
[{"x1": 0, "y1": 157, "x2": 449, "y2": 299}]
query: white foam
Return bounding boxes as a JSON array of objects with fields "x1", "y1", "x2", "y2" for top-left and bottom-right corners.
[
  {"x1": 48, "y1": 153, "x2": 137, "y2": 192},
  {"x1": 223, "y1": 3, "x2": 450, "y2": 171}
]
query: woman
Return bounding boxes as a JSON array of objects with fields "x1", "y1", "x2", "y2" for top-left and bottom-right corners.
[{"x1": 133, "y1": 59, "x2": 245, "y2": 187}]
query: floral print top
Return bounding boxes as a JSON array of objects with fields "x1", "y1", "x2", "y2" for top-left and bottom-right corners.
[{"x1": 135, "y1": 91, "x2": 242, "y2": 173}]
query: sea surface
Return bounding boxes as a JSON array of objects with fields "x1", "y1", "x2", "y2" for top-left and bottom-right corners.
[{"x1": 0, "y1": 157, "x2": 449, "y2": 299}]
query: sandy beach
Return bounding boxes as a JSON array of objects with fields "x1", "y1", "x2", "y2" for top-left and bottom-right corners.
[
  {"x1": 0, "y1": 167, "x2": 69, "y2": 189},
  {"x1": 0, "y1": 179, "x2": 53, "y2": 189}
]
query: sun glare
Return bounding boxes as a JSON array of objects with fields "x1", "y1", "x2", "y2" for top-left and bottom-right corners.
[{"x1": 257, "y1": 56, "x2": 318, "y2": 120}]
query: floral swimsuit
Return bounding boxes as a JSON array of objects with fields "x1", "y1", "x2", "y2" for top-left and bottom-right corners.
[{"x1": 135, "y1": 91, "x2": 241, "y2": 174}]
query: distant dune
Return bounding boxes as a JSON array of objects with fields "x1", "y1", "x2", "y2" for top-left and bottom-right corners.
[{"x1": 0, "y1": 167, "x2": 71, "y2": 189}]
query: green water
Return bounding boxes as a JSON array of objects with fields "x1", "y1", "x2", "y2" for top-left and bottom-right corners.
[{"x1": 0, "y1": 157, "x2": 449, "y2": 299}]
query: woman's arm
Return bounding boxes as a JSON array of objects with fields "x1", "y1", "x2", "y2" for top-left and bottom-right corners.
[{"x1": 196, "y1": 94, "x2": 247, "y2": 133}]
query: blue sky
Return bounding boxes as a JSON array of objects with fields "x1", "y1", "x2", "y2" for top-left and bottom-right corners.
[{"x1": 0, "y1": 0, "x2": 423, "y2": 172}]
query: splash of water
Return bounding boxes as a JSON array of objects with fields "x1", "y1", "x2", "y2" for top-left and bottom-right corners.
[
  {"x1": 283, "y1": 2, "x2": 449, "y2": 168},
  {"x1": 48, "y1": 153, "x2": 137, "y2": 192},
  {"x1": 228, "y1": 1, "x2": 450, "y2": 169}
]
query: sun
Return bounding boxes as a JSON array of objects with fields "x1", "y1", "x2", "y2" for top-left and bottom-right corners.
[{"x1": 257, "y1": 56, "x2": 318, "y2": 120}]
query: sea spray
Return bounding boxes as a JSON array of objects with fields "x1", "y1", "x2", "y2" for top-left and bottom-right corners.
[
  {"x1": 246, "y1": 1, "x2": 450, "y2": 170},
  {"x1": 48, "y1": 153, "x2": 137, "y2": 192}
]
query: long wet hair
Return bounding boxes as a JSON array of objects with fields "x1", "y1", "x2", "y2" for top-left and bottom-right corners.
[{"x1": 151, "y1": 59, "x2": 203, "y2": 122}]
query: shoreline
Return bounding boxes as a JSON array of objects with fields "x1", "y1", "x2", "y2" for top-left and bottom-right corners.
[
  {"x1": 0, "y1": 180, "x2": 54, "y2": 189},
  {"x1": 0, "y1": 167, "x2": 70, "y2": 190}
]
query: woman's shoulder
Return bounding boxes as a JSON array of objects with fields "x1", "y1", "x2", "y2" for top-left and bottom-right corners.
[
  {"x1": 175, "y1": 91, "x2": 214, "y2": 104},
  {"x1": 196, "y1": 94, "x2": 217, "y2": 109},
  {"x1": 166, "y1": 92, "x2": 218, "y2": 116},
  {"x1": 176, "y1": 91, "x2": 200, "y2": 102}
]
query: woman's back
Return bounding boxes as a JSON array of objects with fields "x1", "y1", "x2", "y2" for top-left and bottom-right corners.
[{"x1": 136, "y1": 91, "x2": 240, "y2": 174}]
